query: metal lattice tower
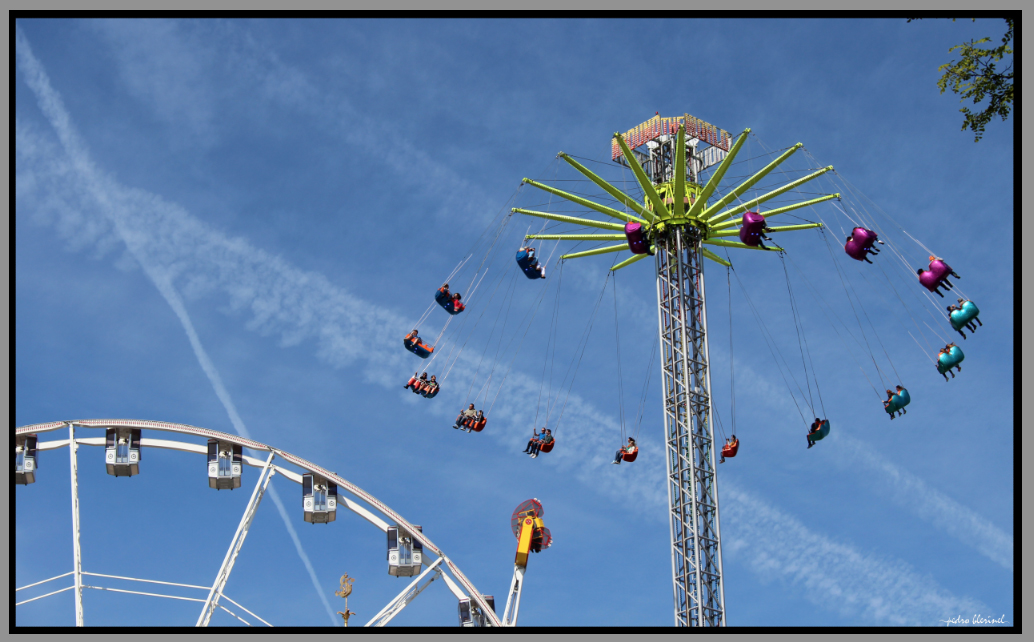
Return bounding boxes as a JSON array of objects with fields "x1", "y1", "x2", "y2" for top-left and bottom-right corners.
[
  {"x1": 514, "y1": 113, "x2": 837, "y2": 626},
  {"x1": 655, "y1": 227, "x2": 724, "y2": 626}
]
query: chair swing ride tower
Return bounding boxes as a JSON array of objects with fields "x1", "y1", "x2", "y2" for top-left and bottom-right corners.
[{"x1": 513, "y1": 113, "x2": 838, "y2": 626}]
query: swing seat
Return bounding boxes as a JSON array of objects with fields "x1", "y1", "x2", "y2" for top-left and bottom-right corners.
[
  {"x1": 434, "y1": 289, "x2": 464, "y2": 315},
  {"x1": 721, "y1": 442, "x2": 739, "y2": 458},
  {"x1": 422, "y1": 385, "x2": 439, "y2": 399},
  {"x1": 471, "y1": 417, "x2": 487, "y2": 432},
  {"x1": 404, "y1": 336, "x2": 434, "y2": 358},
  {"x1": 621, "y1": 447, "x2": 639, "y2": 462},
  {"x1": 936, "y1": 346, "x2": 964, "y2": 374},
  {"x1": 516, "y1": 250, "x2": 544, "y2": 279},
  {"x1": 885, "y1": 389, "x2": 910, "y2": 414},
  {"x1": 538, "y1": 440, "x2": 554, "y2": 453},
  {"x1": 949, "y1": 301, "x2": 980, "y2": 330},
  {"x1": 919, "y1": 260, "x2": 953, "y2": 291},
  {"x1": 853, "y1": 227, "x2": 878, "y2": 247},
  {"x1": 738, "y1": 211, "x2": 767, "y2": 247},
  {"x1": 851, "y1": 227, "x2": 878, "y2": 248},
  {"x1": 810, "y1": 419, "x2": 830, "y2": 441},
  {"x1": 411, "y1": 382, "x2": 426, "y2": 394},
  {"x1": 624, "y1": 221, "x2": 651, "y2": 255},
  {"x1": 844, "y1": 228, "x2": 878, "y2": 261}
]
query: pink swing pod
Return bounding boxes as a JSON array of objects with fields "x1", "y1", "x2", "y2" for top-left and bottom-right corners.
[
  {"x1": 738, "y1": 211, "x2": 767, "y2": 247},
  {"x1": 844, "y1": 227, "x2": 878, "y2": 261},
  {"x1": 624, "y1": 221, "x2": 651, "y2": 254},
  {"x1": 919, "y1": 259, "x2": 952, "y2": 292}
]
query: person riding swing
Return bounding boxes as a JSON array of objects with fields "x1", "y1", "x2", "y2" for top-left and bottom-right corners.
[{"x1": 611, "y1": 437, "x2": 637, "y2": 465}]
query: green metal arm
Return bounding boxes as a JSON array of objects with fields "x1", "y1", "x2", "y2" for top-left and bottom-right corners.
[
  {"x1": 709, "y1": 194, "x2": 840, "y2": 231},
  {"x1": 708, "y1": 222, "x2": 822, "y2": 238},
  {"x1": 610, "y1": 251, "x2": 652, "y2": 271},
  {"x1": 561, "y1": 243, "x2": 630, "y2": 260},
  {"x1": 703, "y1": 238, "x2": 783, "y2": 252},
  {"x1": 511, "y1": 208, "x2": 626, "y2": 231},
  {"x1": 705, "y1": 166, "x2": 834, "y2": 225},
  {"x1": 686, "y1": 128, "x2": 749, "y2": 220},
  {"x1": 526, "y1": 234, "x2": 627, "y2": 241},
  {"x1": 614, "y1": 133, "x2": 669, "y2": 220},
  {"x1": 558, "y1": 154, "x2": 651, "y2": 224},
  {"x1": 522, "y1": 178, "x2": 641, "y2": 224},
  {"x1": 700, "y1": 247, "x2": 732, "y2": 267},
  {"x1": 700, "y1": 143, "x2": 802, "y2": 219}
]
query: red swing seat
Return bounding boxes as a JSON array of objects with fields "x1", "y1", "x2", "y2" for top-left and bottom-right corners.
[
  {"x1": 538, "y1": 440, "x2": 555, "y2": 453},
  {"x1": 621, "y1": 447, "x2": 639, "y2": 462}
]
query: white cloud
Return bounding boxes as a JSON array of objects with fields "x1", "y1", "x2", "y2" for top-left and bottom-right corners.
[{"x1": 722, "y1": 482, "x2": 991, "y2": 625}]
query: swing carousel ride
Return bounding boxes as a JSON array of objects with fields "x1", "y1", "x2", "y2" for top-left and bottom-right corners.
[
  {"x1": 16, "y1": 112, "x2": 982, "y2": 627},
  {"x1": 394, "y1": 111, "x2": 982, "y2": 626}
]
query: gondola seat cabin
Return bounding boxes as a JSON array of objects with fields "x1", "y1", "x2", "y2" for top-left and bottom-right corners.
[
  {"x1": 403, "y1": 332, "x2": 433, "y2": 358},
  {"x1": 721, "y1": 440, "x2": 739, "y2": 459},
  {"x1": 738, "y1": 211, "x2": 768, "y2": 247},
  {"x1": 937, "y1": 345, "x2": 965, "y2": 374},
  {"x1": 516, "y1": 249, "x2": 544, "y2": 280},
  {"x1": 950, "y1": 301, "x2": 980, "y2": 331},
  {"x1": 624, "y1": 221, "x2": 651, "y2": 254},
  {"x1": 919, "y1": 259, "x2": 953, "y2": 292},
  {"x1": 885, "y1": 388, "x2": 911, "y2": 415},
  {"x1": 460, "y1": 412, "x2": 487, "y2": 432},
  {"x1": 435, "y1": 288, "x2": 465, "y2": 315},
  {"x1": 845, "y1": 227, "x2": 879, "y2": 261},
  {"x1": 810, "y1": 419, "x2": 831, "y2": 441}
]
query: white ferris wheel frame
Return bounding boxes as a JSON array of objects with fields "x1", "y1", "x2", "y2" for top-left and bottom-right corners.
[{"x1": 14, "y1": 418, "x2": 502, "y2": 627}]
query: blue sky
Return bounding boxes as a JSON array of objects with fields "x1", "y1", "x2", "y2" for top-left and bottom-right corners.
[{"x1": 15, "y1": 18, "x2": 1013, "y2": 627}]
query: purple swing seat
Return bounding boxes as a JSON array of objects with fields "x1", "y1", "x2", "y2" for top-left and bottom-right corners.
[
  {"x1": 919, "y1": 259, "x2": 952, "y2": 292},
  {"x1": 845, "y1": 227, "x2": 878, "y2": 261},
  {"x1": 738, "y1": 211, "x2": 767, "y2": 247},
  {"x1": 624, "y1": 221, "x2": 651, "y2": 254}
]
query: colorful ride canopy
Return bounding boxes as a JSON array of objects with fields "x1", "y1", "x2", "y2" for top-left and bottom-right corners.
[{"x1": 513, "y1": 117, "x2": 840, "y2": 272}]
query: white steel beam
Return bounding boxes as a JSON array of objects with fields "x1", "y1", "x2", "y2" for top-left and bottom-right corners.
[
  {"x1": 364, "y1": 557, "x2": 444, "y2": 627},
  {"x1": 196, "y1": 452, "x2": 276, "y2": 627},
  {"x1": 501, "y1": 564, "x2": 525, "y2": 627},
  {"x1": 69, "y1": 423, "x2": 84, "y2": 626}
]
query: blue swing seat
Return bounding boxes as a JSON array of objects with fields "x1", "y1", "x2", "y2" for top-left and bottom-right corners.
[
  {"x1": 434, "y1": 288, "x2": 464, "y2": 315},
  {"x1": 885, "y1": 388, "x2": 911, "y2": 414},
  {"x1": 404, "y1": 336, "x2": 433, "y2": 359},
  {"x1": 949, "y1": 301, "x2": 979, "y2": 331},
  {"x1": 936, "y1": 346, "x2": 964, "y2": 374},
  {"x1": 516, "y1": 250, "x2": 544, "y2": 280},
  {"x1": 810, "y1": 419, "x2": 830, "y2": 441}
]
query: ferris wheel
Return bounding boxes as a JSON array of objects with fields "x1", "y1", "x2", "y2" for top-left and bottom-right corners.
[{"x1": 14, "y1": 419, "x2": 502, "y2": 627}]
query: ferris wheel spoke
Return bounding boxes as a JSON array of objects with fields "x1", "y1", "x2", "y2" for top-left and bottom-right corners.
[{"x1": 197, "y1": 452, "x2": 276, "y2": 627}]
